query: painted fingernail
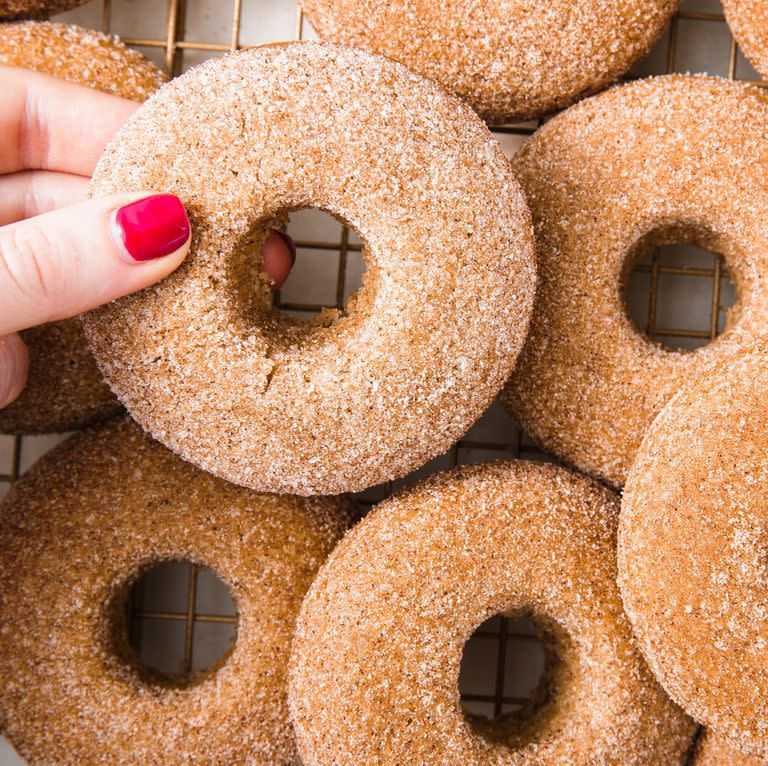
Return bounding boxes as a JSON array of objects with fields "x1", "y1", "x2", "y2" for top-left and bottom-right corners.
[
  {"x1": 112, "y1": 194, "x2": 190, "y2": 263},
  {"x1": 273, "y1": 229, "x2": 297, "y2": 266}
]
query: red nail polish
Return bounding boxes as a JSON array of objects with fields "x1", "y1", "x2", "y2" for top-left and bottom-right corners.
[
  {"x1": 274, "y1": 229, "x2": 297, "y2": 266},
  {"x1": 113, "y1": 194, "x2": 190, "y2": 262}
]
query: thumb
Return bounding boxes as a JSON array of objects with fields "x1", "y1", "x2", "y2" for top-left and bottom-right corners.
[
  {"x1": 0, "y1": 193, "x2": 190, "y2": 335},
  {"x1": 0, "y1": 333, "x2": 29, "y2": 409}
]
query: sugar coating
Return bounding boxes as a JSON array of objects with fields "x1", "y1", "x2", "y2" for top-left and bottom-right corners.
[
  {"x1": 0, "y1": 21, "x2": 167, "y2": 433},
  {"x1": 299, "y1": 0, "x2": 679, "y2": 123},
  {"x1": 0, "y1": 0, "x2": 87, "y2": 20},
  {"x1": 0, "y1": 21, "x2": 166, "y2": 100},
  {"x1": 504, "y1": 75, "x2": 768, "y2": 487},
  {"x1": 289, "y1": 460, "x2": 695, "y2": 765},
  {"x1": 723, "y1": 0, "x2": 768, "y2": 81},
  {"x1": 0, "y1": 417, "x2": 352, "y2": 765},
  {"x1": 618, "y1": 342, "x2": 768, "y2": 757},
  {"x1": 83, "y1": 42, "x2": 537, "y2": 496},
  {"x1": 693, "y1": 730, "x2": 767, "y2": 766}
]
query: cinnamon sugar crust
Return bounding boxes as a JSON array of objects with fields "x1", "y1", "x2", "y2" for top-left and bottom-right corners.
[
  {"x1": 693, "y1": 730, "x2": 767, "y2": 766},
  {"x1": 299, "y1": 0, "x2": 679, "y2": 123},
  {"x1": 723, "y1": 0, "x2": 768, "y2": 81},
  {"x1": 619, "y1": 342, "x2": 768, "y2": 757},
  {"x1": 0, "y1": 417, "x2": 352, "y2": 765},
  {"x1": 0, "y1": 0, "x2": 88, "y2": 20},
  {"x1": 505, "y1": 75, "x2": 768, "y2": 486},
  {"x1": 83, "y1": 42, "x2": 537, "y2": 495},
  {"x1": 289, "y1": 461, "x2": 695, "y2": 764}
]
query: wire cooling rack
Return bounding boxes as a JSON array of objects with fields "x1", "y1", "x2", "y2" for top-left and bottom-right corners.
[{"x1": 0, "y1": 0, "x2": 761, "y2": 760}]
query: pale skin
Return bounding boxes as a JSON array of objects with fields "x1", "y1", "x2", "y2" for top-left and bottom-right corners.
[{"x1": 0, "y1": 66, "x2": 294, "y2": 410}]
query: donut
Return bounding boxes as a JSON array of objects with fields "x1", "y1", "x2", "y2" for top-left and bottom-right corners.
[
  {"x1": 0, "y1": 21, "x2": 167, "y2": 433},
  {"x1": 83, "y1": 42, "x2": 537, "y2": 496},
  {"x1": 693, "y1": 731, "x2": 766, "y2": 766},
  {"x1": 289, "y1": 461, "x2": 695, "y2": 764},
  {"x1": 0, "y1": 22, "x2": 165, "y2": 99},
  {"x1": 0, "y1": 417, "x2": 351, "y2": 765},
  {"x1": 723, "y1": 0, "x2": 768, "y2": 81},
  {"x1": 618, "y1": 342, "x2": 768, "y2": 756},
  {"x1": 0, "y1": 0, "x2": 88, "y2": 20},
  {"x1": 503, "y1": 75, "x2": 768, "y2": 487},
  {"x1": 298, "y1": 0, "x2": 679, "y2": 123}
]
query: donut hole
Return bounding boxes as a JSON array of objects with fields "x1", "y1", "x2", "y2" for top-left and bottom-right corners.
[
  {"x1": 232, "y1": 207, "x2": 370, "y2": 348},
  {"x1": 622, "y1": 225, "x2": 738, "y2": 352},
  {"x1": 106, "y1": 559, "x2": 238, "y2": 688},
  {"x1": 459, "y1": 611, "x2": 560, "y2": 744}
]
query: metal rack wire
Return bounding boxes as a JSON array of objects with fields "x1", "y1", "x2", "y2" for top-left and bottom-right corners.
[{"x1": 0, "y1": 0, "x2": 759, "y2": 739}]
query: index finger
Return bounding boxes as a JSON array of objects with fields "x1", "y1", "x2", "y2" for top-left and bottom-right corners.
[{"x1": 0, "y1": 66, "x2": 138, "y2": 177}]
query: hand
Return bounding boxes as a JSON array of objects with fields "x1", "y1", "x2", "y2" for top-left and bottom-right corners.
[{"x1": 0, "y1": 67, "x2": 295, "y2": 410}]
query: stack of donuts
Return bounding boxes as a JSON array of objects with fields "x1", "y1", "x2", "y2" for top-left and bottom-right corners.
[{"x1": 1, "y1": 0, "x2": 767, "y2": 764}]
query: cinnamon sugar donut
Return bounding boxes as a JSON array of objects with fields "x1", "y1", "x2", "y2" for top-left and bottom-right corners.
[
  {"x1": 289, "y1": 461, "x2": 695, "y2": 764},
  {"x1": 299, "y1": 0, "x2": 679, "y2": 123},
  {"x1": 618, "y1": 342, "x2": 768, "y2": 757},
  {"x1": 723, "y1": 0, "x2": 768, "y2": 81},
  {"x1": 0, "y1": 0, "x2": 88, "y2": 20},
  {"x1": 0, "y1": 21, "x2": 167, "y2": 433},
  {"x1": 0, "y1": 417, "x2": 351, "y2": 765},
  {"x1": 693, "y1": 731, "x2": 766, "y2": 766},
  {"x1": 83, "y1": 42, "x2": 537, "y2": 496},
  {"x1": 504, "y1": 75, "x2": 768, "y2": 487}
]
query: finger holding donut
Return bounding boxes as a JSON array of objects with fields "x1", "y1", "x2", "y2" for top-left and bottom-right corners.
[
  {"x1": 82, "y1": 42, "x2": 537, "y2": 496},
  {"x1": 0, "y1": 334, "x2": 27, "y2": 410},
  {"x1": 0, "y1": 24, "x2": 296, "y2": 431},
  {"x1": 0, "y1": 23, "x2": 171, "y2": 432},
  {"x1": 0, "y1": 64, "x2": 189, "y2": 421}
]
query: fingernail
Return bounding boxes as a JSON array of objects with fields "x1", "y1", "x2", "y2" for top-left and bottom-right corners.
[
  {"x1": 273, "y1": 229, "x2": 297, "y2": 266},
  {"x1": 112, "y1": 194, "x2": 190, "y2": 263}
]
